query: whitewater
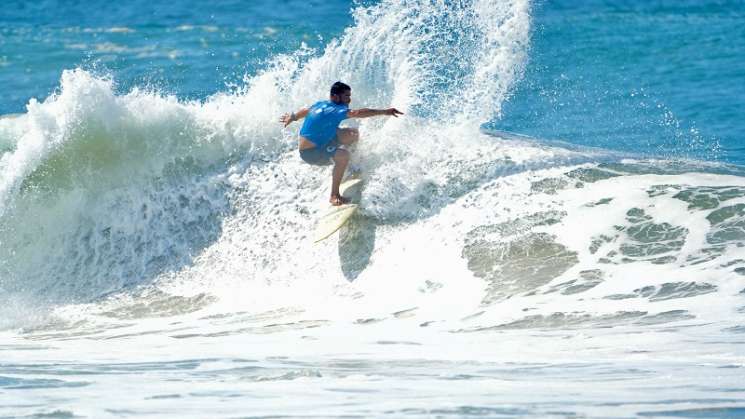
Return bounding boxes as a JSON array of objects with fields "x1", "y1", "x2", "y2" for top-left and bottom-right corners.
[{"x1": 1, "y1": 0, "x2": 744, "y2": 417}]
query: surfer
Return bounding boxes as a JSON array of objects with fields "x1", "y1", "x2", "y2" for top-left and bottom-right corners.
[{"x1": 280, "y1": 82, "x2": 403, "y2": 206}]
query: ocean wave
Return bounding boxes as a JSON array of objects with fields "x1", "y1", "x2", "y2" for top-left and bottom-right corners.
[{"x1": 2, "y1": 0, "x2": 743, "y2": 335}]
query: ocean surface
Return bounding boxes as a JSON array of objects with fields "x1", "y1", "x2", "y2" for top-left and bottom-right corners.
[{"x1": 1, "y1": 0, "x2": 744, "y2": 417}]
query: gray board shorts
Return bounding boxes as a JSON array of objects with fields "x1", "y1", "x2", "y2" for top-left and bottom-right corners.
[{"x1": 299, "y1": 137, "x2": 339, "y2": 166}]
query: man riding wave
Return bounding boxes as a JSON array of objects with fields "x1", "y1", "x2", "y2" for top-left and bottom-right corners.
[{"x1": 280, "y1": 82, "x2": 403, "y2": 206}]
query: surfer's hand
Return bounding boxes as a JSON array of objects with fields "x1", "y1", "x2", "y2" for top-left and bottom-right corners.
[
  {"x1": 387, "y1": 108, "x2": 403, "y2": 117},
  {"x1": 280, "y1": 112, "x2": 295, "y2": 127}
]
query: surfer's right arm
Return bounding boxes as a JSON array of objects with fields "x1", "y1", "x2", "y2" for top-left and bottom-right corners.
[{"x1": 280, "y1": 108, "x2": 309, "y2": 127}]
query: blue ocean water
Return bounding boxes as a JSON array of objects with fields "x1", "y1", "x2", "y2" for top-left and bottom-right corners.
[
  {"x1": 2, "y1": 1, "x2": 745, "y2": 417},
  {"x1": 0, "y1": 0, "x2": 352, "y2": 109},
  {"x1": 2, "y1": 0, "x2": 743, "y2": 164},
  {"x1": 498, "y1": 0, "x2": 745, "y2": 165}
]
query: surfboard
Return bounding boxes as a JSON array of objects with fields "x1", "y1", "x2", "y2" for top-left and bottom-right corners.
[{"x1": 313, "y1": 178, "x2": 363, "y2": 243}]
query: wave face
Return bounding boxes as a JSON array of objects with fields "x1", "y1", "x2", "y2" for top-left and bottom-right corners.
[
  {"x1": 0, "y1": 0, "x2": 743, "y2": 333},
  {"x1": 0, "y1": 0, "x2": 533, "y2": 325},
  {"x1": 2, "y1": 1, "x2": 745, "y2": 417},
  {"x1": 0, "y1": 0, "x2": 742, "y2": 337}
]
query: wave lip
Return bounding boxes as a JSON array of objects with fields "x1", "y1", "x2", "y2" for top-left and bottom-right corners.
[
  {"x1": 0, "y1": 69, "x2": 243, "y2": 312},
  {"x1": 288, "y1": 0, "x2": 531, "y2": 124}
]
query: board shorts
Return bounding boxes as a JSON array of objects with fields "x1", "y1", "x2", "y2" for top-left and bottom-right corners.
[{"x1": 299, "y1": 137, "x2": 339, "y2": 166}]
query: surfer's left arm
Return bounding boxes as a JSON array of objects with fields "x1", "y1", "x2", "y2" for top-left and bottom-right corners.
[
  {"x1": 347, "y1": 108, "x2": 403, "y2": 118},
  {"x1": 280, "y1": 108, "x2": 310, "y2": 127}
]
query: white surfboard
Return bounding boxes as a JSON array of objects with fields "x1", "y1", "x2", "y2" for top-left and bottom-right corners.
[{"x1": 313, "y1": 178, "x2": 363, "y2": 243}]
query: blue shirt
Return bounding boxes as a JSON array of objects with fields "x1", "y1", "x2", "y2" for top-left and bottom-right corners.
[{"x1": 299, "y1": 100, "x2": 349, "y2": 147}]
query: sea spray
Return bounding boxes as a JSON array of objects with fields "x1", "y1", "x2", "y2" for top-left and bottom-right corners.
[
  {"x1": 0, "y1": 0, "x2": 534, "y2": 318},
  {"x1": 1, "y1": 1, "x2": 745, "y2": 416}
]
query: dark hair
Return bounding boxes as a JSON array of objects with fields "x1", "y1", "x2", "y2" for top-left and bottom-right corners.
[{"x1": 330, "y1": 81, "x2": 351, "y2": 96}]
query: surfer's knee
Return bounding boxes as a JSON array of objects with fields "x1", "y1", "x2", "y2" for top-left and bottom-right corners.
[{"x1": 338, "y1": 128, "x2": 359, "y2": 145}]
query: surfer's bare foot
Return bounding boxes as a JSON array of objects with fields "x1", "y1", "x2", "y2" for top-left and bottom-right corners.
[{"x1": 330, "y1": 194, "x2": 351, "y2": 206}]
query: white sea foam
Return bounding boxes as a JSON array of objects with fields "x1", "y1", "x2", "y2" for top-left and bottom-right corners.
[
  {"x1": 0, "y1": 0, "x2": 741, "y2": 332},
  {"x1": 1, "y1": 1, "x2": 744, "y2": 416},
  {"x1": 0, "y1": 0, "x2": 741, "y2": 331}
]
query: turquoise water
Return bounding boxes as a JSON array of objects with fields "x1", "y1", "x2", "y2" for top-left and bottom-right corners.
[
  {"x1": 498, "y1": 0, "x2": 745, "y2": 165},
  {"x1": 2, "y1": 0, "x2": 743, "y2": 163},
  {"x1": 1, "y1": 1, "x2": 745, "y2": 417},
  {"x1": 0, "y1": 0, "x2": 351, "y2": 109}
]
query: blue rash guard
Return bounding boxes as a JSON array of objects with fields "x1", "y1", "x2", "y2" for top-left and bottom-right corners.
[{"x1": 299, "y1": 100, "x2": 350, "y2": 147}]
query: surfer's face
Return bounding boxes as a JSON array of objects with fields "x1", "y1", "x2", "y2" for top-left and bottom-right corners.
[{"x1": 332, "y1": 89, "x2": 352, "y2": 105}]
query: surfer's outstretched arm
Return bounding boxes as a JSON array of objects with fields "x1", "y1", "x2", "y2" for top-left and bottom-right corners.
[
  {"x1": 347, "y1": 108, "x2": 403, "y2": 119},
  {"x1": 280, "y1": 107, "x2": 310, "y2": 127}
]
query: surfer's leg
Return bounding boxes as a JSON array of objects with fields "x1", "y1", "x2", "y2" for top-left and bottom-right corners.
[
  {"x1": 336, "y1": 128, "x2": 362, "y2": 178},
  {"x1": 330, "y1": 149, "x2": 351, "y2": 206},
  {"x1": 337, "y1": 128, "x2": 359, "y2": 146}
]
